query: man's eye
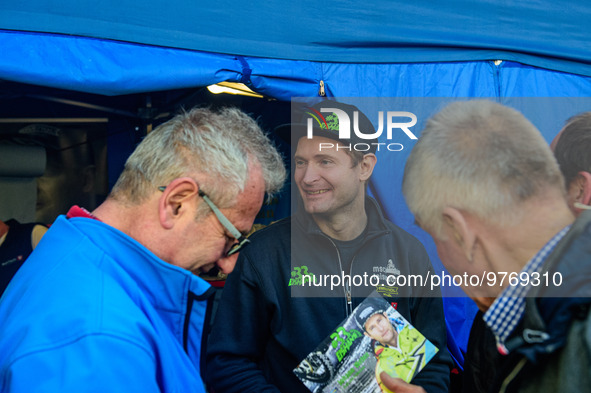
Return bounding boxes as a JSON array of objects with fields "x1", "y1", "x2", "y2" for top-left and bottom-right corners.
[
  {"x1": 320, "y1": 160, "x2": 332, "y2": 165},
  {"x1": 295, "y1": 160, "x2": 306, "y2": 167}
]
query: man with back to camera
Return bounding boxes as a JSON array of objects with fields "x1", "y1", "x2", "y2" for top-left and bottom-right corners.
[
  {"x1": 552, "y1": 111, "x2": 591, "y2": 215},
  {"x1": 207, "y1": 101, "x2": 452, "y2": 393},
  {"x1": 402, "y1": 100, "x2": 591, "y2": 393},
  {"x1": 0, "y1": 107, "x2": 286, "y2": 392}
]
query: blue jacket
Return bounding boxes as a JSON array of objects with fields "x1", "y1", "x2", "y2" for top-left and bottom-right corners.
[
  {"x1": 207, "y1": 198, "x2": 451, "y2": 393},
  {"x1": 0, "y1": 215, "x2": 214, "y2": 392}
]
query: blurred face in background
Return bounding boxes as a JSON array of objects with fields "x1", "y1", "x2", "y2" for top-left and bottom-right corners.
[{"x1": 35, "y1": 132, "x2": 96, "y2": 225}]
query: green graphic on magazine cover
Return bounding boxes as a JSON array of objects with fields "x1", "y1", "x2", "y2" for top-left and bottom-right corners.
[
  {"x1": 331, "y1": 326, "x2": 363, "y2": 361},
  {"x1": 337, "y1": 352, "x2": 372, "y2": 390},
  {"x1": 293, "y1": 293, "x2": 438, "y2": 393}
]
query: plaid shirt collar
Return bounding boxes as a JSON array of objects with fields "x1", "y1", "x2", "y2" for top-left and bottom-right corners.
[{"x1": 483, "y1": 225, "x2": 570, "y2": 355}]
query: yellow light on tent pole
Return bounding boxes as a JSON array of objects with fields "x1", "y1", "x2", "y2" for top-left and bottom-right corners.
[{"x1": 206, "y1": 82, "x2": 264, "y2": 98}]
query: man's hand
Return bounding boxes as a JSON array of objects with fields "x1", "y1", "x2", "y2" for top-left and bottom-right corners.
[{"x1": 379, "y1": 372, "x2": 427, "y2": 393}]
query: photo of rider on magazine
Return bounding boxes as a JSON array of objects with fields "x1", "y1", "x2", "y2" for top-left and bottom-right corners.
[{"x1": 294, "y1": 293, "x2": 438, "y2": 393}]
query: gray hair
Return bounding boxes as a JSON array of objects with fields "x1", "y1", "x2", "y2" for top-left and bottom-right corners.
[
  {"x1": 111, "y1": 106, "x2": 286, "y2": 207},
  {"x1": 402, "y1": 100, "x2": 564, "y2": 238}
]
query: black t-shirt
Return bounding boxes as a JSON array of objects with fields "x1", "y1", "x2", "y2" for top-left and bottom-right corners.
[{"x1": 331, "y1": 225, "x2": 369, "y2": 273}]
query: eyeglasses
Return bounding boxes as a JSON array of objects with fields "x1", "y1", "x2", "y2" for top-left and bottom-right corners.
[{"x1": 158, "y1": 185, "x2": 250, "y2": 257}]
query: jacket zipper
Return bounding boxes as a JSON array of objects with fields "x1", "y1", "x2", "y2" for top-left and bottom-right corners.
[
  {"x1": 320, "y1": 230, "x2": 390, "y2": 317},
  {"x1": 499, "y1": 357, "x2": 527, "y2": 393},
  {"x1": 323, "y1": 236, "x2": 353, "y2": 316}
]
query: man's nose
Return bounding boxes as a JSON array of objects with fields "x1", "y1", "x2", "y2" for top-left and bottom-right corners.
[{"x1": 301, "y1": 165, "x2": 320, "y2": 184}]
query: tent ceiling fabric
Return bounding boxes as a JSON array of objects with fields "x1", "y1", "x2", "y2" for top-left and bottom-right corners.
[
  {"x1": 1, "y1": 1, "x2": 590, "y2": 77},
  {"x1": 0, "y1": 29, "x2": 324, "y2": 98},
  {"x1": 0, "y1": 30, "x2": 242, "y2": 96}
]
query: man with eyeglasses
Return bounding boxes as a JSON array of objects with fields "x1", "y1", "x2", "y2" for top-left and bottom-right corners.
[
  {"x1": 207, "y1": 101, "x2": 451, "y2": 393},
  {"x1": 0, "y1": 107, "x2": 286, "y2": 392}
]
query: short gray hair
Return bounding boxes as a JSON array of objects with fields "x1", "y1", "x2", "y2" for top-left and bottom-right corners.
[
  {"x1": 402, "y1": 100, "x2": 564, "y2": 238},
  {"x1": 111, "y1": 107, "x2": 286, "y2": 207}
]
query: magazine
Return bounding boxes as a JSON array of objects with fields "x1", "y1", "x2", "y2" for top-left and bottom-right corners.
[{"x1": 293, "y1": 293, "x2": 438, "y2": 393}]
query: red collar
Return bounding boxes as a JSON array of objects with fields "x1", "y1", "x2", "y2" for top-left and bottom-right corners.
[
  {"x1": 0, "y1": 220, "x2": 8, "y2": 238},
  {"x1": 66, "y1": 206, "x2": 101, "y2": 221}
]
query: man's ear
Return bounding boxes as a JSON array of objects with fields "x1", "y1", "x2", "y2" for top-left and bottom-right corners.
[
  {"x1": 158, "y1": 177, "x2": 199, "y2": 229},
  {"x1": 573, "y1": 171, "x2": 591, "y2": 207},
  {"x1": 359, "y1": 153, "x2": 377, "y2": 182},
  {"x1": 442, "y1": 207, "x2": 476, "y2": 262}
]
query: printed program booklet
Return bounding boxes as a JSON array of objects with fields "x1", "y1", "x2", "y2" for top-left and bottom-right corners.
[{"x1": 293, "y1": 293, "x2": 438, "y2": 393}]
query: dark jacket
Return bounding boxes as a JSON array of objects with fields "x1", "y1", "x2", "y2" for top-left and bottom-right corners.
[
  {"x1": 0, "y1": 219, "x2": 45, "y2": 295},
  {"x1": 490, "y1": 210, "x2": 591, "y2": 393},
  {"x1": 206, "y1": 198, "x2": 451, "y2": 392},
  {"x1": 461, "y1": 310, "x2": 501, "y2": 393}
]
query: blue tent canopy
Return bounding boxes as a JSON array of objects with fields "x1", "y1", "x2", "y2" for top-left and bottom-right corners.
[
  {"x1": 1, "y1": 0, "x2": 591, "y2": 77},
  {"x1": 2, "y1": 0, "x2": 591, "y2": 376}
]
